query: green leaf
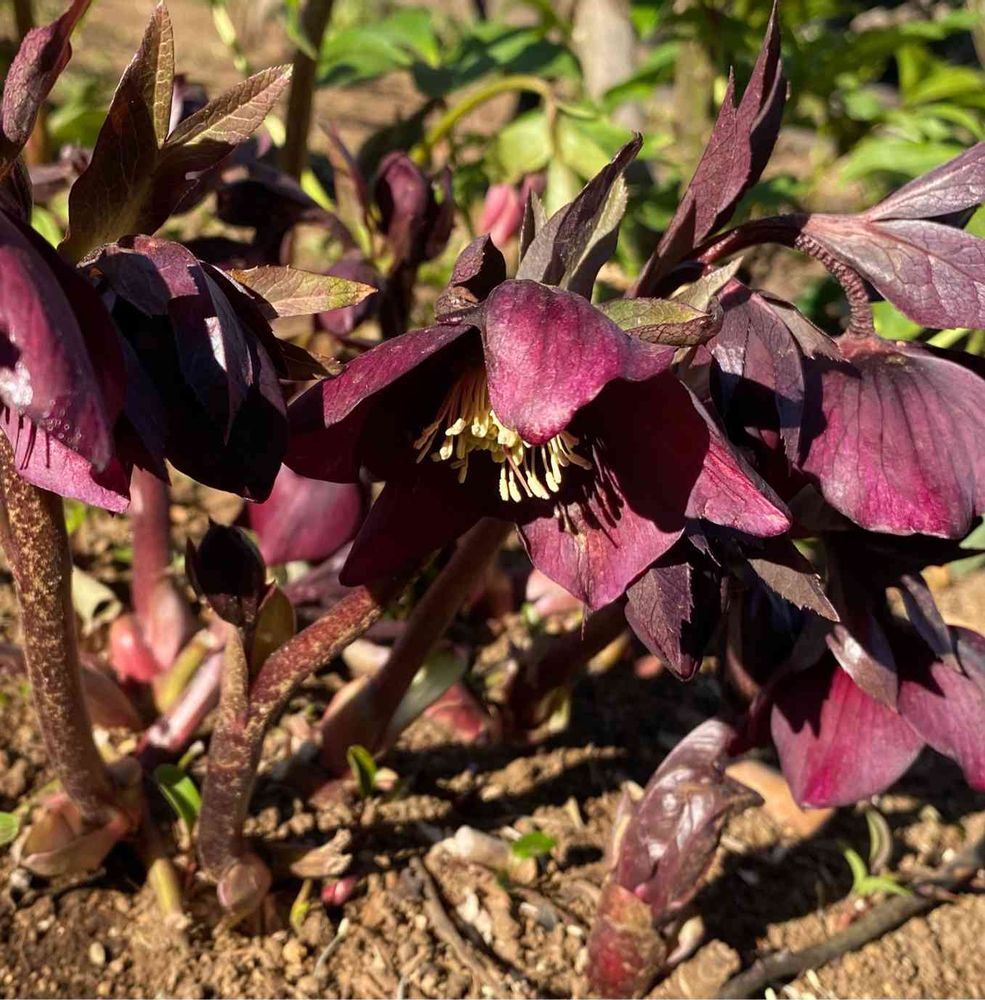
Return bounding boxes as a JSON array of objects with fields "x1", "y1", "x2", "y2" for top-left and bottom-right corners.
[
  {"x1": 153, "y1": 764, "x2": 202, "y2": 831},
  {"x1": 346, "y1": 744, "x2": 378, "y2": 798},
  {"x1": 31, "y1": 206, "x2": 63, "y2": 247},
  {"x1": 63, "y1": 499, "x2": 89, "y2": 535},
  {"x1": 602, "y1": 41, "x2": 678, "y2": 108},
  {"x1": 557, "y1": 116, "x2": 612, "y2": 181},
  {"x1": 228, "y1": 266, "x2": 373, "y2": 319},
  {"x1": 544, "y1": 158, "x2": 581, "y2": 217},
  {"x1": 843, "y1": 846, "x2": 870, "y2": 894},
  {"x1": 0, "y1": 811, "x2": 20, "y2": 847},
  {"x1": 856, "y1": 874, "x2": 913, "y2": 898},
  {"x1": 872, "y1": 301, "x2": 923, "y2": 341},
  {"x1": 383, "y1": 649, "x2": 467, "y2": 747},
  {"x1": 510, "y1": 830, "x2": 556, "y2": 861},
  {"x1": 490, "y1": 111, "x2": 552, "y2": 183},
  {"x1": 838, "y1": 137, "x2": 964, "y2": 185}
]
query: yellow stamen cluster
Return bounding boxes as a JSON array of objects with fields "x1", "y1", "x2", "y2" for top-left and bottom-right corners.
[{"x1": 414, "y1": 368, "x2": 592, "y2": 503}]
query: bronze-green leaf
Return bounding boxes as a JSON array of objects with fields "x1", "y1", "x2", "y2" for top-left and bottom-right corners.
[{"x1": 229, "y1": 265, "x2": 373, "y2": 319}]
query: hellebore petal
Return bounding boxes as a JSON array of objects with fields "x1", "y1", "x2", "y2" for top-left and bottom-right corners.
[
  {"x1": 341, "y1": 458, "x2": 488, "y2": 585},
  {"x1": 374, "y1": 153, "x2": 452, "y2": 269},
  {"x1": 772, "y1": 659, "x2": 924, "y2": 808},
  {"x1": 802, "y1": 338, "x2": 985, "y2": 537},
  {"x1": 519, "y1": 376, "x2": 706, "y2": 608},
  {"x1": 899, "y1": 641, "x2": 985, "y2": 790},
  {"x1": 482, "y1": 280, "x2": 675, "y2": 446},
  {"x1": 0, "y1": 410, "x2": 131, "y2": 511},
  {"x1": 247, "y1": 464, "x2": 365, "y2": 566},
  {"x1": 625, "y1": 541, "x2": 726, "y2": 681},
  {"x1": 287, "y1": 321, "x2": 475, "y2": 481},
  {"x1": 480, "y1": 182, "x2": 524, "y2": 248},
  {"x1": 0, "y1": 211, "x2": 122, "y2": 469}
]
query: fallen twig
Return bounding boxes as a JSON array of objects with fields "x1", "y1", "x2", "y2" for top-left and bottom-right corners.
[
  {"x1": 410, "y1": 856, "x2": 509, "y2": 996},
  {"x1": 717, "y1": 835, "x2": 985, "y2": 999}
]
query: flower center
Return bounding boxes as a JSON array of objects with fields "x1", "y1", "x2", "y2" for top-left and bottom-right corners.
[{"x1": 414, "y1": 368, "x2": 592, "y2": 503}]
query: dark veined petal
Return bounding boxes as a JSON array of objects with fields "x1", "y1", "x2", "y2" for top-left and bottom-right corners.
[
  {"x1": 0, "y1": 410, "x2": 130, "y2": 512},
  {"x1": 899, "y1": 639, "x2": 985, "y2": 790},
  {"x1": 340, "y1": 457, "x2": 489, "y2": 586},
  {"x1": 0, "y1": 211, "x2": 122, "y2": 469},
  {"x1": 772, "y1": 658, "x2": 923, "y2": 808},
  {"x1": 518, "y1": 376, "x2": 703, "y2": 608},
  {"x1": 482, "y1": 280, "x2": 675, "y2": 447},
  {"x1": 802, "y1": 337, "x2": 985, "y2": 537},
  {"x1": 287, "y1": 321, "x2": 475, "y2": 482}
]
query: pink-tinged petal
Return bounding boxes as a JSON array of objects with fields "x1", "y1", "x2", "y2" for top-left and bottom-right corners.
[
  {"x1": 480, "y1": 183, "x2": 524, "y2": 248},
  {"x1": 899, "y1": 647, "x2": 985, "y2": 790},
  {"x1": 826, "y1": 612, "x2": 899, "y2": 709},
  {"x1": 0, "y1": 410, "x2": 130, "y2": 511},
  {"x1": 953, "y1": 626, "x2": 985, "y2": 696},
  {"x1": 802, "y1": 338, "x2": 985, "y2": 537},
  {"x1": 803, "y1": 215, "x2": 985, "y2": 330},
  {"x1": 772, "y1": 660, "x2": 924, "y2": 808},
  {"x1": 247, "y1": 464, "x2": 365, "y2": 566},
  {"x1": 519, "y1": 376, "x2": 702, "y2": 608},
  {"x1": 287, "y1": 322, "x2": 475, "y2": 481},
  {"x1": 482, "y1": 280, "x2": 675, "y2": 446},
  {"x1": 686, "y1": 392, "x2": 791, "y2": 535},
  {"x1": 340, "y1": 459, "x2": 489, "y2": 586}
]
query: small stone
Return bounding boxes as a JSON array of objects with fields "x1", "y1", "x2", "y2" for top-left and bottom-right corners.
[
  {"x1": 88, "y1": 942, "x2": 107, "y2": 967},
  {"x1": 282, "y1": 938, "x2": 306, "y2": 967},
  {"x1": 296, "y1": 974, "x2": 321, "y2": 996}
]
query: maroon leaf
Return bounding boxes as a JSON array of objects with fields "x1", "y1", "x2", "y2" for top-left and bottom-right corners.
[
  {"x1": 867, "y1": 142, "x2": 985, "y2": 221},
  {"x1": 625, "y1": 543, "x2": 727, "y2": 680},
  {"x1": 517, "y1": 136, "x2": 641, "y2": 296},
  {"x1": 772, "y1": 659, "x2": 923, "y2": 807},
  {"x1": 897, "y1": 573, "x2": 958, "y2": 670},
  {"x1": 803, "y1": 214, "x2": 985, "y2": 330},
  {"x1": 826, "y1": 614, "x2": 899, "y2": 708},
  {"x1": 434, "y1": 235, "x2": 507, "y2": 318},
  {"x1": 60, "y1": 4, "x2": 174, "y2": 260},
  {"x1": 744, "y1": 538, "x2": 837, "y2": 620},
  {"x1": 588, "y1": 719, "x2": 758, "y2": 997},
  {"x1": 715, "y1": 283, "x2": 807, "y2": 461},
  {"x1": 635, "y1": 1, "x2": 785, "y2": 291},
  {"x1": 0, "y1": 0, "x2": 92, "y2": 175},
  {"x1": 801, "y1": 337, "x2": 985, "y2": 537}
]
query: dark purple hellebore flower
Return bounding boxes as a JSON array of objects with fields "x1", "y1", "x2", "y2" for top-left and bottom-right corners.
[
  {"x1": 288, "y1": 274, "x2": 790, "y2": 608},
  {"x1": 801, "y1": 335, "x2": 985, "y2": 538},
  {"x1": 771, "y1": 623, "x2": 985, "y2": 807}
]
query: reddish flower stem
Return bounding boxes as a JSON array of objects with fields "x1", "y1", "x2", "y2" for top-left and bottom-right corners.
[
  {"x1": 688, "y1": 215, "x2": 876, "y2": 337},
  {"x1": 0, "y1": 435, "x2": 117, "y2": 823},
  {"x1": 505, "y1": 600, "x2": 627, "y2": 734},
  {"x1": 320, "y1": 518, "x2": 512, "y2": 773},
  {"x1": 197, "y1": 578, "x2": 404, "y2": 885},
  {"x1": 129, "y1": 467, "x2": 173, "y2": 628}
]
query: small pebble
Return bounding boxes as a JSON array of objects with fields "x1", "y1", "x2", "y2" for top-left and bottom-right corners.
[
  {"x1": 296, "y1": 974, "x2": 321, "y2": 996},
  {"x1": 282, "y1": 938, "x2": 307, "y2": 967},
  {"x1": 88, "y1": 942, "x2": 107, "y2": 967}
]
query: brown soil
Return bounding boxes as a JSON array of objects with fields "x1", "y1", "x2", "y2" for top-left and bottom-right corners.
[{"x1": 1, "y1": 580, "x2": 984, "y2": 999}]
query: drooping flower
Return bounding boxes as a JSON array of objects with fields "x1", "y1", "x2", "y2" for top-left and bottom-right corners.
[{"x1": 288, "y1": 271, "x2": 790, "y2": 608}]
